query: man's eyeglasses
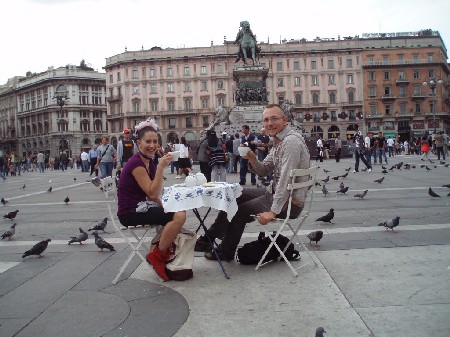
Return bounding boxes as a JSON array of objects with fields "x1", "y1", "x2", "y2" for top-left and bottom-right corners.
[{"x1": 263, "y1": 116, "x2": 285, "y2": 123}]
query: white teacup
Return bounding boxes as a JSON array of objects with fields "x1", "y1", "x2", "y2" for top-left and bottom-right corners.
[
  {"x1": 168, "y1": 151, "x2": 180, "y2": 161},
  {"x1": 185, "y1": 175, "x2": 197, "y2": 188},
  {"x1": 238, "y1": 146, "x2": 250, "y2": 157}
]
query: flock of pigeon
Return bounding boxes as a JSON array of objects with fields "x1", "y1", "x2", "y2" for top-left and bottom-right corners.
[
  {"x1": 1, "y1": 179, "x2": 116, "y2": 258},
  {"x1": 306, "y1": 159, "x2": 449, "y2": 247}
]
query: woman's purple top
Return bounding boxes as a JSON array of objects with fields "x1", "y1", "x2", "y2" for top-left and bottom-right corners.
[{"x1": 117, "y1": 153, "x2": 155, "y2": 216}]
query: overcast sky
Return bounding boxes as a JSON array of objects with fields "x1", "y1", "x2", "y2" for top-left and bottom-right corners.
[{"x1": 1, "y1": 0, "x2": 449, "y2": 84}]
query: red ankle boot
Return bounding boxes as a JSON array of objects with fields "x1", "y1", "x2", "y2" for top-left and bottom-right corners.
[{"x1": 146, "y1": 246, "x2": 170, "y2": 281}]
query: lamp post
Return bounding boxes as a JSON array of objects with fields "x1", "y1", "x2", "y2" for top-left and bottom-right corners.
[
  {"x1": 53, "y1": 85, "x2": 69, "y2": 155},
  {"x1": 422, "y1": 78, "x2": 443, "y2": 134}
]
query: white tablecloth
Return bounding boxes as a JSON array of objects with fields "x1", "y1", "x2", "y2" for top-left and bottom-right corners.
[{"x1": 162, "y1": 183, "x2": 243, "y2": 221}]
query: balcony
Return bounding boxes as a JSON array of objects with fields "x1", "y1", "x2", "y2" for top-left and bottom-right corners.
[
  {"x1": 106, "y1": 95, "x2": 123, "y2": 102},
  {"x1": 395, "y1": 77, "x2": 410, "y2": 84},
  {"x1": 313, "y1": 117, "x2": 320, "y2": 123},
  {"x1": 331, "y1": 116, "x2": 337, "y2": 121},
  {"x1": 349, "y1": 116, "x2": 356, "y2": 121},
  {"x1": 381, "y1": 94, "x2": 396, "y2": 100},
  {"x1": 368, "y1": 126, "x2": 380, "y2": 131},
  {"x1": 411, "y1": 93, "x2": 426, "y2": 100},
  {"x1": 342, "y1": 100, "x2": 363, "y2": 107},
  {"x1": 366, "y1": 113, "x2": 381, "y2": 119}
]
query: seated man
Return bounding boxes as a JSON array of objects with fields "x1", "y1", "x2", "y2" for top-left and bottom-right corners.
[{"x1": 195, "y1": 104, "x2": 311, "y2": 260}]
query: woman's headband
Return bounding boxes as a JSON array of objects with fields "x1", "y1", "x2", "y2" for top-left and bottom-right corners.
[{"x1": 135, "y1": 118, "x2": 159, "y2": 133}]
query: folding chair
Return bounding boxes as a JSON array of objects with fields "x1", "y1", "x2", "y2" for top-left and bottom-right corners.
[
  {"x1": 100, "y1": 177, "x2": 155, "y2": 284},
  {"x1": 255, "y1": 166, "x2": 319, "y2": 277}
]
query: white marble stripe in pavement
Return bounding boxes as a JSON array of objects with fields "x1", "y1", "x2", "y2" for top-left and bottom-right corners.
[{"x1": 1, "y1": 222, "x2": 450, "y2": 247}]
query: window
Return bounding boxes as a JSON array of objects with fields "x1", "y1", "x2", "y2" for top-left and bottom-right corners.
[
  {"x1": 142, "y1": 67, "x2": 146, "y2": 77},
  {"x1": 368, "y1": 71, "x2": 376, "y2": 80},
  {"x1": 413, "y1": 85, "x2": 422, "y2": 95},
  {"x1": 202, "y1": 116, "x2": 209, "y2": 127},
  {"x1": 184, "y1": 82, "x2": 191, "y2": 92},
  {"x1": 384, "y1": 86, "x2": 391, "y2": 95},
  {"x1": 218, "y1": 96, "x2": 225, "y2": 106},
  {"x1": 369, "y1": 86, "x2": 376, "y2": 97},
  {"x1": 328, "y1": 59, "x2": 334, "y2": 69},
  {"x1": 329, "y1": 92, "x2": 336, "y2": 104},
  {"x1": 384, "y1": 72, "x2": 390, "y2": 80},
  {"x1": 200, "y1": 65, "x2": 207, "y2": 74},
  {"x1": 167, "y1": 67, "x2": 173, "y2": 77},
  {"x1": 312, "y1": 92, "x2": 319, "y2": 105},
  {"x1": 346, "y1": 58, "x2": 353, "y2": 68},
  {"x1": 109, "y1": 74, "x2": 113, "y2": 83},
  {"x1": 276, "y1": 61, "x2": 283, "y2": 71},
  {"x1": 133, "y1": 85, "x2": 139, "y2": 94},
  {"x1": 294, "y1": 61, "x2": 300, "y2": 70},
  {"x1": 349, "y1": 110, "x2": 356, "y2": 120},
  {"x1": 347, "y1": 74, "x2": 354, "y2": 84},
  {"x1": 201, "y1": 81, "x2": 208, "y2": 90},
  {"x1": 184, "y1": 99, "x2": 192, "y2": 111},
  {"x1": 370, "y1": 105, "x2": 377, "y2": 115},
  {"x1": 167, "y1": 99, "x2": 175, "y2": 111},
  {"x1": 150, "y1": 83, "x2": 157, "y2": 93},
  {"x1": 278, "y1": 95, "x2": 284, "y2": 106},
  {"x1": 311, "y1": 60, "x2": 317, "y2": 69},
  {"x1": 398, "y1": 71, "x2": 405, "y2": 79},
  {"x1": 294, "y1": 77, "x2": 301, "y2": 86},
  {"x1": 430, "y1": 101, "x2": 435, "y2": 112},
  {"x1": 399, "y1": 86, "x2": 406, "y2": 97},
  {"x1": 132, "y1": 69, "x2": 138, "y2": 79},
  {"x1": 277, "y1": 78, "x2": 284, "y2": 87},
  {"x1": 150, "y1": 100, "x2": 158, "y2": 112},
  {"x1": 328, "y1": 75, "x2": 335, "y2": 85},
  {"x1": 413, "y1": 70, "x2": 420, "y2": 79},
  {"x1": 399, "y1": 102, "x2": 407, "y2": 114},
  {"x1": 313, "y1": 111, "x2": 320, "y2": 122},
  {"x1": 428, "y1": 69, "x2": 435, "y2": 78},
  {"x1": 348, "y1": 91, "x2": 354, "y2": 104},
  {"x1": 133, "y1": 100, "x2": 140, "y2": 113},
  {"x1": 427, "y1": 54, "x2": 434, "y2": 62},
  {"x1": 412, "y1": 54, "x2": 419, "y2": 63},
  {"x1": 398, "y1": 54, "x2": 404, "y2": 64},
  {"x1": 201, "y1": 97, "x2": 209, "y2": 109},
  {"x1": 167, "y1": 83, "x2": 174, "y2": 92},
  {"x1": 385, "y1": 105, "x2": 391, "y2": 115},
  {"x1": 311, "y1": 75, "x2": 318, "y2": 85},
  {"x1": 294, "y1": 93, "x2": 302, "y2": 105},
  {"x1": 367, "y1": 55, "x2": 374, "y2": 65},
  {"x1": 331, "y1": 110, "x2": 337, "y2": 120},
  {"x1": 186, "y1": 117, "x2": 193, "y2": 128},
  {"x1": 382, "y1": 55, "x2": 389, "y2": 65},
  {"x1": 217, "y1": 80, "x2": 224, "y2": 89},
  {"x1": 415, "y1": 103, "x2": 421, "y2": 113},
  {"x1": 169, "y1": 118, "x2": 176, "y2": 129},
  {"x1": 117, "y1": 72, "x2": 121, "y2": 81},
  {"x1": 150, "y1": 68, "x2": 156, "y2": 77},
  {"x1": 217, "y1": 64, "x2": 223, "y2": 73},
  {"x1": 183, "y1": 66, "x2": 190, "y2": 76}
]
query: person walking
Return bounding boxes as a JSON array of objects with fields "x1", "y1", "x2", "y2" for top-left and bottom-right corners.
[
  {"x1": 434, "y1": 131, "x2": 445, "y2": 160},
  {"x1": 207, "y1": 131, "x2": 227, "y2": 182},
  {"x1": 239, "y1": 125, "x2": 257, "y2": 186},
  {"x1": 36, "y1": 151, "x2": 45, "y2": 173},
  {"x1": 88, "y1": 145, "x2": 99, "y2": 177},
  {"x1": 232, "y1": 132, "x2": 241, "y2": 174},
  {"x1": 95, "y1": 136, "x2": 117, "y2": 179},
  {"x1": 353, "y1": 125, "x2": 372, "y2": 173},
  {"x1": 334, "y1": 136, "x2": 342, "y2": 162},
  {"x1": 80, "y1": 150, "x2": 89, "y2": 172},
  {"x1": 387, "y1": 137, "x2": 394, "y2": 157},
  {"x1": 117, "y1": 129, "x2": 137, "y2": 170},
  {"x1": 196, "y1": 132, "x2": 212, "y2": 182},
  {"x1": 377, "y1": 132, "x2": 388, "y2": 164},
  {"x1": 177, "y1": 137, "x2": 192, "y2": 178},
  {"x1": 315, "y1": 135, "x2": 324, "y2": 162},
  {"x1": 420, "y1": 136, "x2": 431, "y2": 162}
]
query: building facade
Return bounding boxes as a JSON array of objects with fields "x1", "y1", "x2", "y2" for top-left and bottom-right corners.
[{"x1": 0, "y1": 66, "x2": 107, "y2": 157}]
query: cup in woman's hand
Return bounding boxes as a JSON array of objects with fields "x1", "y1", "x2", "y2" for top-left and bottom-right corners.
[
  {"x1": 168, "y1": 151, "x2": 180, "y2": 161},
  {"x1": 238, "y1": 146, "x2": 250, "y2": 157}
]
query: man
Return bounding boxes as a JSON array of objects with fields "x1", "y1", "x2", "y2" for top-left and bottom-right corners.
[
  {"x1": 366, "y1": 132, "x2": 377, "y2": 165},
  {"x1": 195, "y1": 104, "x2": 310, "y2": 261},
  {"x1": 386, "y1": 137, "x2": 394, "y2": 157},
  {"x1": 88, "y1": 145, "x2": 99, "y2": 177},
  {"x1": 95, "y1": 136, "x2": 117, "y2": 179},
  {"x1": 316, "y1": 135, "x2": 323, "y2": 162},
  {"x1": 79, "y1": 150, "x2": 89, "y2": 172},
  {"x1": 353, "y1": 125, "x2": 372, "y2": 173},
  {"x1": 377, "y1": 132, "x2": 388, "y2": 165},
  {"x1": 334, "y1": 136, "x2": 342, "y2": 162},
  {"x1": 435, "y1": 131, "x2": 445, "y2": 160},
  {"x1": 36, "y1": 151, "x2": 45, "y2": 173},
  {"x1": 59, "y1": 151, "x2": 68, "y2": 171},
  {"x1": 116, "y1": 129, "x2": 137, "y2": 169},
  {"x1": 232, "y1": 132, "x2": 241, "y2": 174},
  {"x1": 256, "y1": 128, "x2": 270, "y2": 162},
  {"x1": 197, "y1": 131, "x2": 212, "y2": 182},
  {"x1": 239, "y1": 125, "x2": 257, "y2": 186}
]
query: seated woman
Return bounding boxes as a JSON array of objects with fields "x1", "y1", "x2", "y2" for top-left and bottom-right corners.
[{"x1": 117, "y1": 118, "x2": 186, "y2": 281}]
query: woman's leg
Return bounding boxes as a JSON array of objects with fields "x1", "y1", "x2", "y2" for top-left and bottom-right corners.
[{"x1": 158, "y1": 211, "x2": 186, "y2": 251}]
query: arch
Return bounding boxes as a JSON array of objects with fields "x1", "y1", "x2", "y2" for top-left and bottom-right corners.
[
  {"x1": 346, "y1": 123, "x2": 358, "y2": 131},
  {"x1": 39, "y1": 141, "x2": 44, "y2": 147},
  {"x1": 184, "y1": 131, "x2": 196, "y2": 142},
  {"x1": 328, "y1": 125, "x2": 340, "y2": 139},
  {"x1": 310, "y1": 125, "x2": 323, "y2": 138},
  {"x1": 82, "y1": 138, "x2": 90, "y2": 145}
]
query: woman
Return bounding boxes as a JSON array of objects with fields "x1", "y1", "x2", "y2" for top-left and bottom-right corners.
[
  {"x1": 177, "y1": 137, "x2": 192, "y2": 178},
  {"x1": 207, "y1": 131, "x2": 227, "y2": 182},
  {"x1": 96, "y1": 136, "x2": 117, "y2": 178},
  {"x1": 117, "y1": 119, "x2": 186, "y2": 281},
  {"x1": 420, "y1": 136, "x2": 431, "y2": 161}
]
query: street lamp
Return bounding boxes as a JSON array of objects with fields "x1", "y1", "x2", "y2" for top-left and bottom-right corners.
[
  {"x1": 422, "y1": 78, "x2": 443, "y2": 133},
  {"x1": 53, "y1": 85, "x2": 70, "y2": 154}
]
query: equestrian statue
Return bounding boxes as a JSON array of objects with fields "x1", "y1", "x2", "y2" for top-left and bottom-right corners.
[{"x1": 234, "y1": 21, "x2": 261, "y2": 66}]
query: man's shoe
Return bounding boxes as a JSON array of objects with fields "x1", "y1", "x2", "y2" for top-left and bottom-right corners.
[
  {"x1": 239, "y1": 182, "x2": 245, "y2": 186},
  {"x1": 367, "y1": 168, "x2": 372, "y2": 173},
  {"x1": 353, "y1": 170, "x2": 357, "y2": 173},
  {"x1": 204, "y1": 250, "x2": 234, "y2": 262},
  {"x1": 194, "y1": 235, "x2": 212, "y2": 252}
]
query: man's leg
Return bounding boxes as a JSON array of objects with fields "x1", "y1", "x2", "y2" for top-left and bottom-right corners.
[
  {"x1": 360, "y1": 153, "x2": 372, "y2": 170},
  {"x1": 240, "y1": 158, "x2": 248, "y2": 184},
  {"x1": 354, "y1": 150, "x2": 360, "y2": 172}
]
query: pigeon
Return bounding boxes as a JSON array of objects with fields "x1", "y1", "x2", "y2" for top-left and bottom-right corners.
[
  {"x1": 68, "y1": 228, "x2": 88, "y2": 244},
  {"x1": 396, "y1": 162, "x2": 403, "y2": 169},
  {"x1": 339, "y1": 181, "x2": 344, "y2": 190},
  {"x1": 404, "y1": 164, "x2": 410, "y2": 170},
  {"x1": 381, "y1": 165, "x2": 387, "y2": 170},
  {"x1": 1, "y1": 223, "x2": 16, "y2": 240},
  {"x1": 354, "y1": 190, "x2": 368, "y2": 200},
  {"x1": 88, "y1": 218, "x2": 108, "y2": 232},
  {"x1": 425, "y1": 166, "x2": 432, "y2": 171},
  {"x1": 316, "y1": 208, "x2": 334, "y2": 223},
  {"x1": 382, "y1": 169, "x2": 388, "y2": 174},
  {"x1": 47, "y1": 186, "x2": 52, "y2": 193},
  {"x1": 420, "y1": 164, "x2": 425, "y2": 168},
  {"x1": 428, "y1": 187, "x2": 440, "y2": 198},
  {"x1": 442, "y1": 184, "x2": 450, "y2": 188},
  {"x1": 389, "y1": 166, "x2": 395, "y2": 171},
  {"x1": 92, "y1": 232, "x2": 115, "y2": 251},
  {"x1": 448, "y1": 192, "x2": 450, "y2": 197},
  {"x1": 445, "y1": 164, "x2": 449, "y2": 168},
  {"x1": 361, "y1": 167, "x2": 367, "y2": 172},
  {"x1": 314, "y1": 182, "x2": 321, "y2": 187},
  {"x1": 22, "y1": 239, "x2": 51, "y2": 258},
  {"x1": 373, "y1": 177, "x2": 385, "y2": 184},
  {"x1": 439, "y1": 161, "x2": 446, "y2": 165},
  {"x1": 3, "y1": 210, "x2": 19, "y2": 220},
  {"x1": 307, "y1": 231, "x2": 324, "y2": 246},
  {"x1": 337, "y1": 186, "x2": 349, "y2": 194},
  {"x1": 411, "y1": 165, "x2": 416, "y2": 169},
  {"x1": 345, "y1": 167, "x2": 351, "y2": 172},
  {"x1": 322, "y1": 185, "x2": 330, "y2": 197},
  {"x1": 323, "y1": 169, "x2": 331, "y2": 173},
  {"x1": 64, "y1": 196, "x2": 70, "y2": 204},
  {"x1": 341, "y1": 172, "x2": 349, "y2": 178},
  {"x1": 1, "y1": 197, "x2": 8, "y2": 206},
  {"x1": 378, "y1": 216, "x2": 400, "y2": 231},
  {"x1": 321, "y1": 176, "x2": 330, "y2": 184},
  {"x1": 331, "y1": 176, "x2": 340, "y2": 181},
  {"x1": 315, "y1": 326, "x2": 327, "y2": 337},
  {"x1": 74, "y1": 177, "x2": 76, "y2": 181},
  {"x1": 22, "y1": 184, "x2": 26, "y2": 190}
]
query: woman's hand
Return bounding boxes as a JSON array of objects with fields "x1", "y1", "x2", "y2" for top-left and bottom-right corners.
[{"x1": 159, "y1": 154, "x2": 173, "y2": 167}]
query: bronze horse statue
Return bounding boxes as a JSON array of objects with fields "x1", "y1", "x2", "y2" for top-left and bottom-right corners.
[{"x1": 234, "y1": 21, "x2": 260, "y2": 66}]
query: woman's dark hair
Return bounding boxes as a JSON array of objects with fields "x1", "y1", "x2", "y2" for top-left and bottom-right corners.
[
  {"x1": 136, "y1": 126, "x2": 158, "y2": 140},
  {"x1": 180, "y1": 137, "x2": 187, "y2": 145},
  {"x1": 207, "y1": 132, "x2": 219, "y2": 148}
]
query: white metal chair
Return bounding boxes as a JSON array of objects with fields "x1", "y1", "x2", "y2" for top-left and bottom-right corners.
[
  {"x1": 254, "y1": 166, "x2": 319, "y2": 277},
  {"x1": 100, "y1": 176, "x2": 155, "y2": 284}
]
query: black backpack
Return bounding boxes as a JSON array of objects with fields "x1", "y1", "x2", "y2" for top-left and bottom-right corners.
[{"x1": 236, "y1": 232, "x2": 300, "y2": 265}]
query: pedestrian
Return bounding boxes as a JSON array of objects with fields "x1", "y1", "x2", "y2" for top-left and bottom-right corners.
[
  {"x1": 387, "y1": 137, "x2": 394, "y2": 157},
  {"x1": 239, "y1": 125, "x2": 257, "y2": 186},
  {"x1": 176, "y1": 137, "x2": 192, "y2": 178},
  {"x1": 377, "y1": 132, "x2": 388, "y2": 164},
  {"x1": 420, "y1": 136, "x2": 431, "y2": 162},
  {"x1": 59, "y1": 151, "x2": 68, "y2": 171},
  {"x1": 80, "y1": 149, "x2": 89, "y2": 172},
  {"x1": 225, "y1": 134, "x2": 235, "y2": 174},
  {"x1": 0, "y1": 155, "x2": 6, "y2": 180},
  {"x1": 435, "y1": 131, "x2": 445, "y2": 160},
  {"x1": 95, "y1": 136, "x2": 117, "y2": 179},
  {"x1": 403, "y1": 140, "x2": 410, "y2": 155},
  {"x1": 334, "y1": 135, "x2": 342, "y2": 162},
  {"x1": 88, "y1": 145, "x2": 99, "y2": 177},
  {"x1": 353, "y1": 124, "x2": 372, "y2": 173},
  {"x1": 196, "y1": 132, "x2": 212, "y2": 182},
  {"x1": 232, "y1": 132, "x2": 241, "y2": 174},
  {"x1": 315, "y1": 135, "x2": 324, "y2": 162},
  {"x1": 207, "y1": 130, "x2": 227, "y2": 182},
  {"x1": 117, "y1": 129, "x2": 138, "y2": 170},
  {"x1": 36, "y1": 151, "x2": 45, "y2": 173}
]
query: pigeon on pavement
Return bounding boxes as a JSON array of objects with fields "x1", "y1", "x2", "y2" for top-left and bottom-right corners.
[
  {"x1": 428, "y1": 187, "x2": 441, "y2": 198},
  {"x1": 442, "y1": 184, "x2": 450, "y2": 188},
  {"x1": 337, "y1": 186, "x2": 349, "y2": 194},
  {"x1": 47, "y1": 186, "x2": 52, "y2": 193},
  {"x1": 3, "y1": 210, "x2": 19, "y2": 220},
  {"x1": 339, "y1": 182, "x2": 345, "y2": 190},
  {"x1": 341, "y1": 172, "x2": 349, "y2": 178},
  {"x1": 74, "y1": 178, "x2": 77, "y2": 181},
  {"x1": 22, "y1": 239, "x2": 51, "y2": 258},
  {"x1": 1, "y1": 223, "x2": 16, "y2": 240},
  {"x1": 68, "y1": 228, "x2": 89, "y2": 244},
  {"x1": 64, "y1": 196, "x2": 70, "y2": 204},
  {"x1": 22, "y1": 184, "x2": 26, "y2": 190},
  {"x1": 445, "y1": 164, "x2": 449, "y2": 168},
  {"x1": 323, "y1": 169, "x2": 331, "y2": 173},
  {"x1": 315, "y1": 326, "x2": 327, "y2": 337},
  {"x1": 1, "y1": 197, "x2": 8, "y2": 206},
  {"x1": 331, "y1": 176, "x2": 340, "y2": 181},
  {"x1": 382, "y1": 169, "x2": 388, "y2": 174},
  {"x1": 354, "y1": 190, "x2": 368, "y2": 200},
  {"x1": 322, "y1": 185, "x2": 330, "y2": 197},
  {"x1": 345, "y1": 167, "x2": 351, "y2": 172},
  {"x1": 425, "y1": 166, "x2": 432, "y2": 171},
  {"x1": 316, "y1": 208, "x2": 334, "y2": 223},
  {"x1": 378, "y1": 216, "x2": 400, "y2": 231},
  {"x1": 88, "y1": 218, "x2": 108, "y2": 232},
  {"x1": 307, "y1": 231, "x2": 324, "y2": 246},
  {"x1": 321, "y1": 176, "x2": 330, "y2": 184},
  {"x1": 314, "y1": 182, "x2": 321, "y2": 187},
  {"x1": 396, "y1": 162, "x2": 403, "y2": 169},
  {"x1": 382, "y1": 165, "x2": 387, "y2": 170},
  {"x1": 92, "y1": 232, "x2": 115, "y2": 251},
  {"x1": 374, "y1": 177, "x2": 385, "y2": 184}
]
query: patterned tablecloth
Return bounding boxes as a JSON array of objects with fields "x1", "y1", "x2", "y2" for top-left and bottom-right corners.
[{"x1": 162, "y1": 182, "x2": 243, "y2": 221}]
